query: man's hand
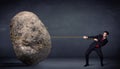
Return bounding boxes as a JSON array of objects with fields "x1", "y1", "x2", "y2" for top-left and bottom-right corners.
[
  {"x1": 94, "y1": 38, "x2": 98, "y2": 41},
  {"x1": 83, "y1": 36, "x2": 88, "y2": 39}
]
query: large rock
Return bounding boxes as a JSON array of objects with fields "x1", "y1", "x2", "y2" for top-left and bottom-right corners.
[{"x1": 10, "y1": 11, "x2": 51, "y2": 65}]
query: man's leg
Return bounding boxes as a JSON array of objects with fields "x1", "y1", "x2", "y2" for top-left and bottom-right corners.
[
  {"x1": 95, "y1": 48, "x2": 104, "y2": 66},
  {"x1": 84, "y1": 47, "x2": 93, "y2": 67}
]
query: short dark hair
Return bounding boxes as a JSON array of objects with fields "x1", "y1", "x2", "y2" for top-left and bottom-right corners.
[{"x1": 104, "y1": 31, "x2": 109, "y2": 35}]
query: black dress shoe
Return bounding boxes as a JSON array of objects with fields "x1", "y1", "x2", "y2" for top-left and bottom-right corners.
[{"x1": 84, "y1": 64, "x2": 89, "y2": 67}]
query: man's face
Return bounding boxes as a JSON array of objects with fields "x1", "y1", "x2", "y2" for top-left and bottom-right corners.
[{"x1": 103, "y1": 32, "x2": 108, "y2": 37}]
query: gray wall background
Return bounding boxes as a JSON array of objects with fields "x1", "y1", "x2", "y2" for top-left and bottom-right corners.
[{"x1": 0, "y1": 0, "x2": 120, "y2": 59}]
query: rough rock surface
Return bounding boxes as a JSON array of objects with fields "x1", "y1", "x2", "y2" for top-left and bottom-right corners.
[{"x1": 10, "y1": 11, "x2": 51, "y2": 65}]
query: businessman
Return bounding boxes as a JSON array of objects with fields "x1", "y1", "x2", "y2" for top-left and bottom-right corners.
[{"x1": 83, "y1": 31, "x2": 109, "y2": 67}]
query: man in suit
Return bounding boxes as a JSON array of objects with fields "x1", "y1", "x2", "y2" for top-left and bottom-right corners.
[{"x1": 83, "y1": 31, "x2": 109, "y2": 67}]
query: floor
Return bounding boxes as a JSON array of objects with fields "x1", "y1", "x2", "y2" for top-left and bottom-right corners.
[{"x1": 0, "y1": 58, "x2": 120, "y2": 69}]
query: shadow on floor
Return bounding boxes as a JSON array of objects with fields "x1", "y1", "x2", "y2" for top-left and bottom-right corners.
[{"x1": 0, "y1": 62, "x2": 29, "y2": 67}]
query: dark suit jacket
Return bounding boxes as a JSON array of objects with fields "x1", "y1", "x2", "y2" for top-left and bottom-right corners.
[{"x1": 88, "y1": 34, "x2": 108, "y2": 48}]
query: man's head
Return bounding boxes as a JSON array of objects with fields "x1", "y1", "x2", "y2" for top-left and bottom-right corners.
[{"x1": 103, "y1": 31, "x2": 109, "y2": 37}]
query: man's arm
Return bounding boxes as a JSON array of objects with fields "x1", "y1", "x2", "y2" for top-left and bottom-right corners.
[
  {"x1": 88, "y1": 35, "x2": 98, "y2": 39},
  {"x1": 83, "y1": 35, "x2": 99, "y2": 41},
  {"x1": 83, "y1": 35, "x2": 98, "y2": 39},
  {"x1": 101, "y1": 39, "x2": 108, "y2": 46}
]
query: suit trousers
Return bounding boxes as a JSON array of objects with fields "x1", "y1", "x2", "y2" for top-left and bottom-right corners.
[{"x1": 85, "y1": 46, "x2": 103, "y2": 65}]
